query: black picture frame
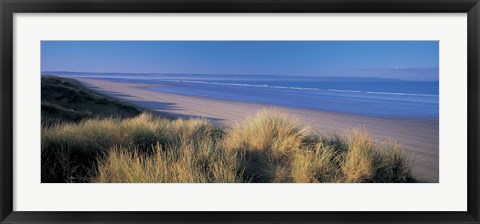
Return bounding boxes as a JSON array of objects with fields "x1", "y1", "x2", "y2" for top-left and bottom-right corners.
[{"x1": 1, "y1": 0, "x2": 479, "y2": 223}]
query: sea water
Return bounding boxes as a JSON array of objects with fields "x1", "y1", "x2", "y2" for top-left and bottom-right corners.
[{"x1": 45, "y1": 72, "x2": 439, "y2": 118}]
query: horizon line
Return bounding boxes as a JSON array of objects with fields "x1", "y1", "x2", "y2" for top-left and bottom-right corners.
[{"x1": 41, "y1": 69, "x2": 439, "y2": 81}]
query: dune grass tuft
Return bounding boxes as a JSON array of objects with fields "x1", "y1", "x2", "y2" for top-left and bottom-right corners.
[
  {"x1": 94, "y1": 140, "x2": 242, "y2": 183},
  {"x1": 291, "y1": 144, "x2": 339, "y2": 183},
  {"x1": 223, "y1": 109, "x2": 309, "y2": 182},
  {"x1": 340, "y1": 129, "x2": 415, "y2": 183},
  {"x1": 225, "y1": 109, "x2": 309, "y2": 154}
]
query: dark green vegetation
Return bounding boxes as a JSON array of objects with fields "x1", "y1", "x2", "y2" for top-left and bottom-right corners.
[
  {"x1": 41, "y1": 76, "x2": 417, "y2": 183},
  {"x1": 41, "y1": 76, "x2": 141, "y2": 127}
]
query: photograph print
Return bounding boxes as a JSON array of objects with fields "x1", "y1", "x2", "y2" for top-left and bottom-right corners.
[{"x1": 41, "y1": 41, "x2": 439, "y2": 183}]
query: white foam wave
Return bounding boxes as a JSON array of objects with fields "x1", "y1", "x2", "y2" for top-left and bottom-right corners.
[
  {"x1": 365, "y1": 91, "x2": 438, "y2": 97},
  {"x1": 169, "y1": 80, "x2": 438, "y2": 97},
  {"x1": 55, "y1": 75, "x2": 438, "y2": 97}
]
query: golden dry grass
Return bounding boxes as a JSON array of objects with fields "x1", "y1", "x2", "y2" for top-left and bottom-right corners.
[
  {"x1": 224, "y1": 109, "x2": 309, "y2": 153},
  {"x1": 291, "y1": 144, "x2": 339, "y2": 183},
  {"x1": 94, "y1": 141, "x2": 241, "y2": 183},
  {"x1": 41, "y1": 113, "x2": 225, "y2": 182},
  {"x1": 340, "y1": 129, "x2": 415, "y2": 183},
  {"x1": 42, "y1": 109, "x2": 416, "y2": 183}
]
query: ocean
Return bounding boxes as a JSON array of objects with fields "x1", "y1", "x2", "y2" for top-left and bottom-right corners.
[{"x1": 45, "y1": 72, "x2": 439, "y2": 118}]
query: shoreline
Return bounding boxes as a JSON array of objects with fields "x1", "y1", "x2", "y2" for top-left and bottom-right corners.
[{"x1": 70, "y1": 77, "x2": 439, "y2": 182}]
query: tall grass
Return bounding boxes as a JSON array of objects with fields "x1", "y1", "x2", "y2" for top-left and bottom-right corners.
[
  {"x1": 225, "y1": 109, "x2": 309, "y2": 153},
  {"x1": 223, "y1": 110, "x2": 309, "y2": 182},
  {"x1": 340, "y1": 130, "x2": 415, "y2": 183},
  {"x1": 41, "y1": 113, "x2": 226, "y2": 182},
  {"x1": 291, "y1": 144, "x2": 339, "y2": 183},
  {"x1": 42, "y1": 109, "x2": 416, "y2": 183},
  {"x1": 94, "y1": 141, "x2": 241, "y2": 183}
]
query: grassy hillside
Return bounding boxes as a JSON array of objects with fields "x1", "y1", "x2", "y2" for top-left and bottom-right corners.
[
  {"x1": 41, "y1": 76, "x2": 141, "y2": 127},
  {"x1": 41, "y1": 76, "x2": 416, "y2": 183}
]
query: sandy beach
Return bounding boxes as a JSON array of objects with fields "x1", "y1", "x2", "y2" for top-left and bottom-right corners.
[{"x1": 72, "y1": 77, "x2": 439, "y2": 182}]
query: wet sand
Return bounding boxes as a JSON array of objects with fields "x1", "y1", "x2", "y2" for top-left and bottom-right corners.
[{"x1": 73, "y1": 77, "x2": 439, "y2": 182}]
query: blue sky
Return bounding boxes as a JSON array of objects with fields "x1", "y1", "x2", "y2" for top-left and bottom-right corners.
[{"x1": 41, "y1": 41, "x2": 439, "y2": 81}]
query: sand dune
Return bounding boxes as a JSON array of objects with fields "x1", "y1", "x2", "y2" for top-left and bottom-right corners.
[{"x1": 72, "y1": 77, "x2": 439, "y2": 182}]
